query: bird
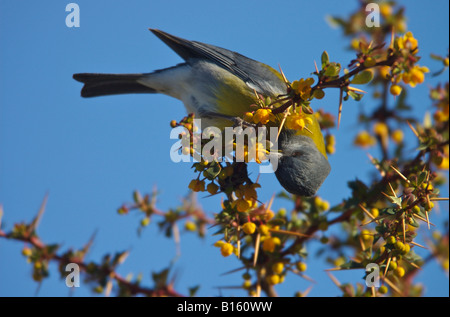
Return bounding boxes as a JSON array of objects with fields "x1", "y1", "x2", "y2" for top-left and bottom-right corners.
[{"x1": 73, "y1": 29, "x2": 330, "y2": 196}]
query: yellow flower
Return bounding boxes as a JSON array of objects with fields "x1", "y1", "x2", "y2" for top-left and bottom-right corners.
[
  {"x1": 262, "y1": 210, "x2": 275, "y2": 221},
  {"x1": 220, "y1": 243, "x2": 234, "y2": 257},
  {"x1": 242, "y1": 222, "x2": 256, "y2": 235},
  {"x1": 396, "y1": 31, "x2": 418, "y2": 53},
  {"x1": 354, "y1": 131, "x2": 376, "y2": 148},
  {"x1": 262, "y1": 237, "x2": 281, "y2": 252},
  {"x1": 291, "y1": 78, "x2": 315, "y2": 100},
  {"x1": 379, "y1": 66, "x2": 391, "y2": 79},
  {"x1": 253, "y1": 108, "x2": 275, "y2": 125},
  {"x1": 285, "y1": 112, "x2": 314, "y2": 131},
  {"x1": 236, "y1": 198, "x2": 252, "y2": 212}
]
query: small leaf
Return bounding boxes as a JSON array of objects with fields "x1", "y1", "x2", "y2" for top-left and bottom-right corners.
[
  {"x1": 350, "y1": 70, "x2": 374, "y2": 85},
  {"x1": 347, "y1": 90, "x2": 363, "y2": 101},
  {"x1": 417, "y1": 171, "x2": 427, "y2": 187},
  {"x1": 321, "y1": 51, "x2": 330, "y2": 67}
]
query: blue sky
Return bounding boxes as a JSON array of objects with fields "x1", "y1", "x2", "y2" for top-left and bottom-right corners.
[{"x1": 0, "y1": 1, "x2": 448, "y2": 297}]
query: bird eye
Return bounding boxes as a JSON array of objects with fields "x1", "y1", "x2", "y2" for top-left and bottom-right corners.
[{"x1": 292, "y1": 151, "x2": 303, "y2": 157}]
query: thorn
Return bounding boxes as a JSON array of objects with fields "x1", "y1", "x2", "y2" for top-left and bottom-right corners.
[
  {"x1": 347, "y1": 86, "x2": 367, "y2": 94},
  {"x1": 402, "y1": 218, "x2": 406, "y2": 244},
  {"x1": 406, "y1": 120, "x2": 419, "y2": 138},
  {"x1": 359, "y1": 203, "x2": 376, "y2": 220},
  {"x1": 268, "y1": 228, "x2": 311, "y2": 238},
  {"x1": 0, "y1": 205, "x2": 3, "y2": 229},
  {"x1": 314, "y1": 60, "x2": 319, "y2": 74},
  {"x1": 410, "y1": 241, "x2": 428, "y2": 249},
  {"x1": 390, "y1": 165, "x2": 410, "y2": 184},
  {"x1": 388, "y1": 183, "x2": 397, "y2": 198},
  {"x1": 237, "y1": 225, "x2": 241, "y2": 259},
  {"x1": 278, "y1": 64, "x2": 289, "y2": 84},
  {"x1": 28, "y1": 193, "x2": 49, "y2": 235},
  {"x1": 326, "y1": 272, "x2": 341, "y2": 288},
  {"x1": 300, "y1": 285, "x2": 314, "y2": 297},
  {"x1": 253, "y1": 233, "x2": 261, "y2": 267},
  {"x1": 430, "y1": 197, "x2": 448, "y2": 201},
  {"x1": 338, "y1": 89, "x2": 343, "y2": 129},
  {"x1": 389, "y1": 27, "x2": 395, "y2": 49},
  {"x1": 384, "y1": 257, "x2": 392, "y2": 276},
  {"x1": 381, "y1": 276, "x2": 402, "y2": 295}
]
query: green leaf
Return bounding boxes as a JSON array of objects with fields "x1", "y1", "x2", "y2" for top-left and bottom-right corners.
[
  {"x1": 347, "y1": 90, "x2": 363, "y2": 101},
  {"x1": 417, "y1": 171, "x2": 428, "y2": 187},
  {"x1": 321, "y1": 51, "x2": 330, "y2": 67},
  {"x1": 205, "y1": 164, "x2": 221, "y2": 179},
  {"x1": 350, "y1": 70, "x2": 374, "y2": 85},
  {"x1": 324, "y1": 63, "x2": 341, "y2": 77}
]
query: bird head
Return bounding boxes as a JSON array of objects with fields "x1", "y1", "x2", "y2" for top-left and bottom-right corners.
[{"x1": 274, "y1": 128, "x2": 331, "y2": 197}]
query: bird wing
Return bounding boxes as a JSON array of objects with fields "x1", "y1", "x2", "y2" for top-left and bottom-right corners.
[{"x1": 150, "y1": 29, "x2": 286, "y2": 96}]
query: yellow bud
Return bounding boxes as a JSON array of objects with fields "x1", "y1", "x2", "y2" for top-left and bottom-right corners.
[
  {"x1": 444, "y1": 57, "x2": 449, "y2": 67},
  {"x1": 379, "y1": 285, "x2": 388, "y2": 294},
  {"x1": 272, "y1": 262, "x2": 284, "y2": 275},
  {"x1": 243, "y1": 112, "x2": 254, "y2": 122},
  {"x1": 389, "y1": 261, "x2": 398, "y2": 271},
  {"x1": 364, "y1": 57, "x2": 377, "y2": 67},
  {"x1": 380, "y1": 3, "x2": 392, "y2": 17},
  {"x1": 395, "y1": 266, "x2": 405, "y2": 278},
  {"x1": 371, "y1": 208, "x2": 380, "y2": 218},
  {"x1": 220, "y1": 243, "x2": 234, "y2": 257},
  {"x1": 170, "y1": 120, "x2": 178, "y2": 128},
  {"x1": 410, "y1": 68, "x2": 425, "y2": 84},
  {"x1": 242, "y1": 280, "x2": 252, "y2": 289},
  {"x1": 242, "y1": 222, "x2": 256, "y2": 235},
  {"x1": 391, "y1": 129, "x2": 404, "y2": 144},
  {"x1": 387, "y1": 236, "x2": 396, "y2": 244},
  {"x1": 22, "y1": 247, "x2": 32, "y2": 257},
  {"x1": 373, "y1": 122, "x2": 389, "y2": 137},
  {"x1": 361, "y1": 229, "x2": 373, "y2": 242},
  {"x1": 390, "y1": 84, "x2": 402, "y2": 96},
  {"x1": 296, "y1": 262, "x2": 307, "y2": 272},
  {"x1": 259, "y1": 224, "x2": 270, "y2": 236},
  {"x1": 185, "y1": 221, "x2": 197, "y2": 232},
  {"x1": 266, "y1": 274, "x2": 280, "y2": 285},
  {"x1": 140, "y1": 217, "x2": 150, "y2": 227}
]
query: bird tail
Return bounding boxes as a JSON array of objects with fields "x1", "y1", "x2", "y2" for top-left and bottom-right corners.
[{"x1": 73, "y1": 73, "x2": 157, "y2": 98}]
